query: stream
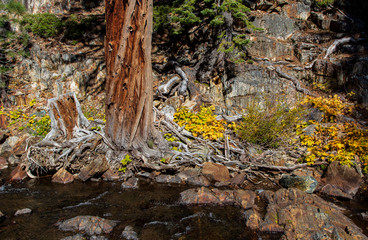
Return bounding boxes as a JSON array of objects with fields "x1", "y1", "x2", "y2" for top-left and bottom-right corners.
[
  {"x1": 0, "y1": 167, "x2": 368, "y2": 240},
  {"x1": 0, "y1": 168, "x2": 280, "y2": 240}
]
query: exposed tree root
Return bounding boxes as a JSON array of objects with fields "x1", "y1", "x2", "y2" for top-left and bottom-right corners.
[
  {"x1": 275, "y1": 67, "x2": 316, "y2": 96},
  {"x1": 155, "y1": 61, "x2": 190, "y2": 98},
  {"x1": 21, "y1": 92, "x2": 313, "y2": 181}
]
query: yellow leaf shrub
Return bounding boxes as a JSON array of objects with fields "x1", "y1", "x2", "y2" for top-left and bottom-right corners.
[
  {"x1": 298, "y1": 95, "x2": 368, "y2": 171},
  {"x1": 298, "y1": 122, "x2": 368, "y2": 170},
  {"x1": 302, "y1": 95, "x2": 353, "y2": 122},
  {"x1": 174, "y1": 105, "x2": 226, "y2": 140},
  {"x1": 0, "y1": 100, "x2": 51, "y2": 137}
]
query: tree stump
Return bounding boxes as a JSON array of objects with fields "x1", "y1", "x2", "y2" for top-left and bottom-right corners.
[{"x1": 45, "y1": 92, "x2": 89, "y2": 141}]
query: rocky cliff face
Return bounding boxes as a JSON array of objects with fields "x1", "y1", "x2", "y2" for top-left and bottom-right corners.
[
  {"x1": 4, "y1": 0, "x2": 368, "y2": 112},
  {"x1": 221, "y1": 0, "x2": 368, "y2": 110},
  {"x1": 17, "y1": 0, "x2": 103, "y2": 14}
]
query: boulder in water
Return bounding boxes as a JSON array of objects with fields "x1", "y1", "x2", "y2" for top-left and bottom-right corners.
[
  {"x1": 10, "y1": 164, "x2": 28, "y2": 181},
  {"x1": 56, "y1": 215, "x2": 118, "y2": 236},
  {"x1": 52, "y1": 168, "x2": 74, "y2": 184},
  {"x1": 121, "y1": 177, "x2": 139, "y2": 189},
  {"x1": 122, "y1": 225, "x2": 139, "y2": 240},
  {"x1": 202, "y1": 162, "x2": 230, "y2": 183},
  {"x1": 256, "y1": 188, "x2": 368, "y2": 239}
]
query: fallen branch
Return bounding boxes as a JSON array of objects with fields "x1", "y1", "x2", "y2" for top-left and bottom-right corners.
[
  {"x1": 244, "y1": 161, "x2": 328, "y2": 172},
  {"x1": 156, "y1": 76, "x2": 181, "y2": 96},
  {"x1": 174, "y1": 65, "x2": 189, "y2": 96},
  {"x1": 275, "y1": 67, "x2": 315, "y2": 96},
  {"x1": 324, "y1": 37, "x2": 353, "y2": 59}
]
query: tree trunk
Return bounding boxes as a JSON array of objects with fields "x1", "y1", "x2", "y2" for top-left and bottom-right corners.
[{"x1": 105, "y1": 0, "x2": 155, "y2": 152}]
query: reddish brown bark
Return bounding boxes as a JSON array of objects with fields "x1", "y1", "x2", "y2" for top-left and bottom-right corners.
[
  {"x1": 47, "y1": 92, "x2": 89, "y2": 139},
  {"x1": 105, "y1": 0, "x2": 154, "y2": 150}
]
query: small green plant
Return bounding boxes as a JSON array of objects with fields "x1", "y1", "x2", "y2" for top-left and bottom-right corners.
[
  {"x1": 164, "y1": 133, "x2": 178, "y2": 142},
  {"x1": 314, "y1": 0, "x2": 334, "y2": 7},
  {"x1": 237, "y1": 94, "x2": 305, "y2": 148},
  {"x1": 31, "y1": 114, "x2": 51, "y2": 136},
  {"x1": 4, "y1": 0, "x2": 26, "y2": 15},
  {"x1": 0, "y1": 99, "x2": 51, "y2": 137},
  {"x1": 119, "y1": 154, "x2": 132, "y2": 172},
  {"x1": 82, "y1": 102, "x2": 105, "y2": 122},
  {"x1": 22, "y1": 13, "x2": 63, "y2": 38},
  {"x1": 64, "y1": 15, "x2": 97, "y2": 40}
]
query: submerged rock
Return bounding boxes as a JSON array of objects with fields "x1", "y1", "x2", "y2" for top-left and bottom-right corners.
[
  {"x1": 202, "y1": 162, "x2": 230, "y2": 182},
  {"x1": 321, "y1": 161, "x2": 363, "y2": 199},
  {"x1": 180, "y1": 187, "x2": 220, "y2": 205},
  {"x1": 57, "y1": 216, "x2": 118, "y2": 236},
  {"x1": 60, "y1": 234, "x2": 85, "y2": 240},
  {"x1": 14, "y1": 208, "x2": 32, "y2": 216},
  {"x1": 180, "y1": 187, "x2": 256, "y2": 208},
  {"x1": 279, "y1": 175, "x2": 318, "y2": 193},
  {"x1": 155, "y1": 174, "x2": 182, "y2": 184},
  {"x1": 61, "y1": 234, "x2": 109, "y2": 240},
  {"x1": 102, "y1": 169, "x2": 120, "y2": 181},
  {"x1": 121, "y1": 225, "x2": 139, "y2": 240},
  {"x1": 52, "y1": 168, "x2": 74, "y2": 184},
  {"x1": 121, "y1": 177, "x2": 138, "y2": 189}
]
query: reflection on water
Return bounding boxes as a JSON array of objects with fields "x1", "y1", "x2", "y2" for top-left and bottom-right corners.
[
  {"x1": 0, "y1": 172, "x2": 277, "y2": 240},
  {"x1": 1, "y1": 166, "x2": 368, "y2": 239}
]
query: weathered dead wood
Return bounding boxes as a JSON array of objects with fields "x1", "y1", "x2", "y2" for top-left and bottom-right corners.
[
  {"x1": 275, "y1": 67, "x2": 315, "y2": 96},
  {"x1": 221, "y1": 114, "x2": 243, "y2": 122},
  {"x1": 175, "y1": 65, "x2": 189, "y2": 96},
  {"x1": 43, "y1": 92, "x2": 89, "y2": 141},
  {"x1": 156, "y1": 76, "x2": 181, "y2": 96},
  {"x1": 155, "y1": 61, "x2": 190, "y2": 97},
  {"x1": 324, "y1": 37, "x2": 353, "y2": 59},
  {"x1": 244, "y1": 161, "x2": 328, "y2": 172},
  {"x1": 161, "y1": 120, "x2": 192, "y2": 146}
]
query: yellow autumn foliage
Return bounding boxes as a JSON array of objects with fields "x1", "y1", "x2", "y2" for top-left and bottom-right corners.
[
  {"x1": 298, "y1": 95, "x2": 368, "y2": 171},
  {"x1": 174, "y1": 105, "x2": 226, "y2": 140},
  {"x1": 302, "y1": 94, "x2": 353, "y2": 122}
]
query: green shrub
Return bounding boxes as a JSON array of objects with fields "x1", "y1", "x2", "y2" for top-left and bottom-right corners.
[
  {"x1": 5, "y1": 0, "x2": 26, "y2": 15},
  {"x1": 64, "y1": 14, "x2": 97, "y2": 40},
  {"x1": 22, "y1": 13, "x2": 63, "y2": 38},
  {"x1": 237, "y1": 95, "x2": 305, "y2": 148},
  {"x1": 154, "y1": 0, "x2": 251, "y2": 35},
  {"x1": 153, "y1": 5, "x2": 173, "y2": 32},
  {"x1": 314, "y1": 0, "x2": 334, "y2": 7}
]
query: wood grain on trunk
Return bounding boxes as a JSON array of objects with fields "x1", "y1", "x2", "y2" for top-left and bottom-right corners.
[{"x1": 105, "y1": 0, "x2": 154, "y2": 150}]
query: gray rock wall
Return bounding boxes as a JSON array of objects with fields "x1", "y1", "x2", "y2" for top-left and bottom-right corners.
[{"x1": 12, "y1": 44, "x2": 105, "y2": 104}]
